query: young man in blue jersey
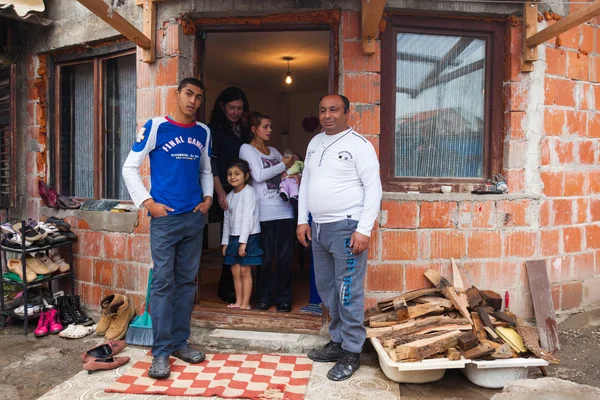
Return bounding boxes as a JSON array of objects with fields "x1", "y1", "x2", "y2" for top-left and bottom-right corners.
[{"x1": 122, "y1": 77, "x2": 213, "y2": 379}]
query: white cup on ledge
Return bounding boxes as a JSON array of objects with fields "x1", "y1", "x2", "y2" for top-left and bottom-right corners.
[{"x1": 440, "y1": 185, "x2": 452, "y2": 194}]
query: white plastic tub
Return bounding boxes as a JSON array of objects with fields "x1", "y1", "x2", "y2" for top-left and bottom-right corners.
[
  {"x1": 370, "y1": 337, "x2": 469, "y2": 383},
  {"x1": 462, "y1": 358, "x2": 549, "y2": 389}
]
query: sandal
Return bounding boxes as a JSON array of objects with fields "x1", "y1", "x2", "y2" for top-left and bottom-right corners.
[
  {"x1": 7, "y1": 259, "x2": 37, "y2": 282},
  {"x1": 25, "y1": 256, "x2": 51, "y2": 275},
  {"x1": 51, "y1": 255, "x2": 70, "y2": 273},
  {"x1": 60, "y1": 324, "x2": 97, "y2": 339},
  {"x1": 227, "y1": 304, "x2": 240, "y2": 308},
  {"x1": 38, "y1": 254, "x2": 59, "y2": 274}
]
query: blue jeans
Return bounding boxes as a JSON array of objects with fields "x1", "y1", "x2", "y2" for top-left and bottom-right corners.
[{"x1": 150, "y1": 211, "x2": 204, "y2": 357}]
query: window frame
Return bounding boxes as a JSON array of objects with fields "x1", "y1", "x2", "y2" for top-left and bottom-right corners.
[
  {"x1": 380, "y1": 14, "x2": 505, "y2": 193},
  {"x1": 53, "y1": 49, "x2": 136, "y2": 200}
]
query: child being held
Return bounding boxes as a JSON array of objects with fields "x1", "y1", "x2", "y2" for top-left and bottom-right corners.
[
  {"x1": 279, "y1": 152, "x2": 304, "y2": 206},
  {"x1": 221, "y1": 159, "x2": 262, "y2": 310}
]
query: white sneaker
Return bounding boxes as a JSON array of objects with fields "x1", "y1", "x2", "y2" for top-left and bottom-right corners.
[{"x1": 13, "y1": 304, "x2": 42, "y2": 316}]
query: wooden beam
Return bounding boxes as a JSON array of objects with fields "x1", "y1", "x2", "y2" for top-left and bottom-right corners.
[
  {"x1": 527, "y1": 0, "x2": 600, "y2": 47},
  {"x1": 522, "y1": 2, "x2": 538, "y2": 73},
  {"x1": 76, "y1": 0, "x2": 151, "y2": 50},
  {"x1": 139, "y1": 0, "x2": 157, "y2": 63},
  {"x1": 362, "y1": 0, "x2": 386, "y2": 54}
]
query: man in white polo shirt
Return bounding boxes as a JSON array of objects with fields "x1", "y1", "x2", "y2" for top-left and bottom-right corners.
[{"x1": 297, "y1": 94, "x2": 382, "y2": 381}]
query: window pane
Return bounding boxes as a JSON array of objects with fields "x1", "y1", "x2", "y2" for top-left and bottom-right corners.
[
  {"x1": 395, "y1": 33, "x2": 486, "y2": 178},
  {"x1": 103, "y1": 54, "x2": 136, "y2": 200},
  {"x1": 59, "y1": 62, "x2": 95, "y2": 197}
]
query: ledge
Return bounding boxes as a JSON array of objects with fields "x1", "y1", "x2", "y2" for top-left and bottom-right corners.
[
  {"x1": 382, "y1": 192, "x2": 543, "y2": 202},
  {"x1": 40, "y1": 206, "x2": 139, "y2": 233}
]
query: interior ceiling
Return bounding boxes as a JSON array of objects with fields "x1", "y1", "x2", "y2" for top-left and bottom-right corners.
[{"x1": 204, "y1": 31, "x2": 330, "y2": 93}]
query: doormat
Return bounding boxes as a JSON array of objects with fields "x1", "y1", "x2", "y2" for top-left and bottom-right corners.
[{"x1": 105, "y1": 353, "x2": 313, "y2": 399}]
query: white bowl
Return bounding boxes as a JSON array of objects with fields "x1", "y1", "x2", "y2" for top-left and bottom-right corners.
[{"x1": 441, "y1": 185, "x2": 452, "y2": 194}]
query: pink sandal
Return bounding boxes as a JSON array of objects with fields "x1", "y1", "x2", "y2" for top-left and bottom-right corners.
[{"x1": 227, "y1": 304, "x2": 240, "y2": 308}]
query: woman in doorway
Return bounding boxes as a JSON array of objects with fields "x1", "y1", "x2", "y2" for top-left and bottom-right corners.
[
  {"x1": 239, "y1": 112, "x2": 295, "y2": 312},
  {"x1": 209, "y1": 87, "x2": 251, "y2": 304}
]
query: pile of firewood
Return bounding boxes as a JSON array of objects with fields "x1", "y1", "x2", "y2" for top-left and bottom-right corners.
[{"x1": 366, "y1": 263, "x2": 560, "y2": 365}]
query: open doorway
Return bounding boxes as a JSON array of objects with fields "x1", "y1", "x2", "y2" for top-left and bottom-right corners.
[{"x1": 196, "y1": 28, "x2": 332, "y2": 324}]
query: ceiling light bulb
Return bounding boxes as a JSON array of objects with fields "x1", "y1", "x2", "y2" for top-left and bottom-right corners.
[{"x1": 285, "y1": 72, "x2": 292, "y2": 84}]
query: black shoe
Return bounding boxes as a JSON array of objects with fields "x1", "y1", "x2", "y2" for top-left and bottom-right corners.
[
  {"x1": 148, "y1": 356, "x2": 171, "y2": 379},
  {"x1": 172, "y1": 345, "x2": 205, "y2": 364},
  {"x1": 327, "y1": 350, "x2": 360, "y2": 381},
  {"x1": 280, "y1": 192, "x2": 289, "y2": 202},
  {"x1": 276, "y1": 303, "x2": 291, "y2": 312},
  {"x1": 307, "y1": 340, "x2": 343, "y2": 362},
  {"x1": 70, "y1": 295, "x2": 94, "y2": 326},
  {"x1": 254, "y1": 302, "x2": 271, "y2": 310}
]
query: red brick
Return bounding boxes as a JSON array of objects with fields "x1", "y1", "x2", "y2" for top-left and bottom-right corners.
[
  {"x1": 579, "y1": 140, "x2": 596, "y2": 164},
  {"x1": 567, "y1": 51, "x2": 589, "y2": 81},
  {"x1": 368, "y1": 230, "x2": 379, "y2": 260},
  {"x1": 467, "y1": 231, "x2": 501, "y2": 258},
  {"x1": 136, "y1": 88, "x2": 156, "y2": 121},
  {"x1": 366, "y1": 136, "x2": 379, "y2": 158},
  {"x1": 564, "y1": 171, "x2": 586, "y2": 196},
  {"x1": 74, "y1": 256, "x2": 94, "y2": 283},
  {"x1": 165, "y1": 23, "x2": 181, "y2": 55},
  {"x1": 348, "y1": 104, "x2": 380, "y2": 135},
  {"x1": 366, "y1": 264, "x2": 404, "y2": 292},
  {"x1": 573, "y1": 252, "x2": 595, "y2": 279},
  {"x1": 561, "y1": 282, "x2": 583, "y2": 309},
  {"x1": 504, "y1": 169, "x2": 524, "y2": 193},
  {"x1": 25, "y1": 101, "x2": 36, "y2": 127},
  {"x1": 94, "y1": 260, "x2": 114, "y2": 287},
  {"x1": 560, "y1": 25, "x2": 580, "y2": 49},
  {"x1": 89, "y1": 284, "x2": 102, "y2": 307},
  {"x1": 540, "y1": 200, "x2": 551, "y2": 227},
  {"x1": 381, "y1": 200, "x2": 417, "y2": 228},
  {"x1": 565, "y1": 110, "x2": 587, "y2": 136},
  {"x1": 129, "y1": 235, "x2": 152, "y2": 265},
  {"x1": 460, "y1": 262, "x2": 484, "y2": 288},
  {"x1": 471, "y1": 201, "x2": 495, "y2": 228},
  {"x1": 553, "y1": 199, "x2": 574, "y2": 225},
  {"x1": 78, "y1": 231, "x2": 103, "y2": 258},
  {"x1": 155, "y1": 56, "x2": 179, "y2": 86},
  {"x1": 548, "y1": 256, "x2": 571, "y2": 283},
  {"x1": 343, "y1": 41, "x2": 381, "y2": 72},
  {"x1": 592, "y1": 198, "x2": 600, "y2": 222},
  {"x1": 504, "y1": 231, "x2": 536, "y2": 257},
  {"x1": 577, "y1": 198, "x2": 589, "y2": 223},
  {"x1": 545, "y1": 47, "x2": 567, "y2": 76},
  {"x1": 485, "y1": 261, "x2": 520, "y2": 289},
  {"x1": 26, "y1": 54, "x2": 37, "y2": 79},
  {"x1": 590, "y1": 170, "x2": 600, "y2": 193},
  {"x1": 586, "y1": 224, "x2": 600, "y2": 249},
  {"x1": 544, "y1": 78, "x2": 577, "y2": 107},
  {"x1": 381, "y1": 231, "x2": 418, "y2": 260},
  {"x1": 165, "y1": 86, "x2": 179, "y2": 116},
  {"x1": 506, "y1": 112, "x2": 526, "y2": 140},
  {"x1": 555, "y1": 140, "x2": 574, "y2": 164},
  {"x1": 342, "y1": 11, "x2": 361, "y2": 40},
  {"x1": 592, "y1": 56, "x2": 600, "y2": 83},
  {"x1": 589, "y1": 113, "x2": 600, "y2": 138},
  {"x1": 419, "y1": 202, "x2": 457, "y2": 228},
  {"x1": 134, "y1": 211, "x2": 151, "y2": 234},
  {"x1": 418, "y1": 231, "x2": 430, "y2": 259},
  {"x1": 405, "y1": 263, "x2": 442, "y2": 291},
  {"x1": 114, "y1": 262, "x2": 140, "y2": 291},
  {"x1": 552, "y1": 286, "x2": 561, "y2": 311},
  {"x1": 505, "y1": 83, "x2": 528, "y2": 111},
  {"x1": 458, "y1": 202, "x2": 472, "y2": 228},
  {"x1": 104, "y1": 233, "x2": 131, "y2": 260},
  {"x1": 544, "y1": 109, "x2": 565, "y2": 136},
  {"x1": 497, "y1": 199, "x2": 529, "y2": 227},
  {"x1": 564, "y1": 226, "x2": 583, "y2": 253},
  {"x1": 429, "y1": 230, "x2": 466, "y2": 259},
  {"x1": 505, "y1": 53, "x2": 521, "y2": 83},
  {"x1": 344, "y1": 73, "x2": 380, "y2": 104},
  {"x1": 540, "y1": 229, "x2": 561, "y2": 257},
  {"x1": 582, "y1": 24, "x2": 594, "y2": 53},
  {"x1": 541, "y1": 171, "x2": 563, "y2": 197},
  {"x1": 541, "y1": 140, "x2": 551, "y2": 166}
]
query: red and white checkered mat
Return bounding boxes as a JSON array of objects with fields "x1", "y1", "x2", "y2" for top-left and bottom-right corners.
[{"x1": 105, "y1": 353, "x2": 313, "y2": 399}]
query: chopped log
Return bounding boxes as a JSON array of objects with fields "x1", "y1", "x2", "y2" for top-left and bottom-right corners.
[
  {"x1": 515, "y1": 317, "x2": 560, "y2": 365},
  {"x1": 465, "y1": 286, "x2": 484, "y2": 309},
  {"x1": 471, "y1": 312, "x2": 487, "y2": 341},
  {"x1": 396, "y1": 304, "x2": 409, "y2": 321},
  {"x1": 364, "y1": 305, "x2": 382, "y2": 320},
  {"x1": 424, "y1": 269, "x2": 442, "y2": 287},
  {"x1": 492, "y1": 311, "x2": 516, "y2": 327},
  {"x1": 377, "y1": 288, "x2": 441, "y2": 311},
  {"x1": 480, "y1": 290, "x2": 503, "y2": 310},
  {"x1": 491, "y1": 343, "x2": 514, "y2": 359},
  {"x1": 442, "y1": 286, "x2": 473, "y2": 323},
  {"x1": 476, "y1": 307, "x2": 495, "y2": 330},
  {"x1": 369, "y1": 310, "x2": 397, "y2": 324},
  {"x1": 395, "y1": 330, "x2": 463, "y2": 360},
  {"x1": 413, "y1": 296, "x2": 454, "y2": 310},
  {"x1": 397, "y1": 303, "x2": 445, "y2": 322},
  {"x1": 414, "y1": 324, "x2": 473, "y2": 335},
  {"x1": 371, "y1": 321, "x2": 402, "y2": 328},
  {"x1": 451, "y1": 259, "x2": 465, "y2": 292},
  {"x1": 457, "y1": 332, "x2": 479, "y2": 351},
  {"x1": 484, "y1": 326, "x2": 503, "y2": 343},
  {"x1": 463, "y1": 342, "x2": 495, "y2": 359},
  {"x1": 381, "y1": 317, "x2": 470, "y2": 347},
  {"x1": 447, "y1": 347, "x2": 461, "y2": 361},
  {"x1": 383, "y1": 333, "x2": 440, "y2": 348}
]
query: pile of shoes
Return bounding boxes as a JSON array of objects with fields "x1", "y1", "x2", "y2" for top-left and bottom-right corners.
[
  {"x1": 11, "y1": 287, "x2": 56, "y2": 316},
  {"x1": 1, "y1": 217, "x2": 77, "y2": 250},
  {"x1": 39, "y1": 180, "x2": 81, "y2": 210},
  {"x1": 82, "y1": 340, "x2": 130, "y2": 374},
  {"x1": 96, "y1": 294, "x2": 137, "y2": 341},
  {"x1": 57, "y1": 294, "x2": 97, "y2": 339},
  {"x1": 4, "y1": 253, "x2": 71, "y2": 283}
]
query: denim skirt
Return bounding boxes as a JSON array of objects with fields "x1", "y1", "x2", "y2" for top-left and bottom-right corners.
[{"x1": 224, "y1": 234, "x2": 263, "y2": 266}]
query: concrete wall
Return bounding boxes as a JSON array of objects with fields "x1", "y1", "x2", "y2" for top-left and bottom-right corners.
[{"x1": 15, "y1": 1, "x2": 600, "y2": 319}]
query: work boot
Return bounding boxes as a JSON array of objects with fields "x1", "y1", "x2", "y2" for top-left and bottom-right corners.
[
  {"x1": 96, "y1": 294, "x2": 127, "y2": 336},
  {"x1": 326, "y1": 350, "x2": 360, "y2": 381},
  {"x1": 172, "y1": 344, "x2": 205, "y2": 364},
  {"x1": 307, "y1": 340, "x2": 343, "y2": 362},
  {"x1": 56, "y1": 295, "x2": 78, "y2": 325},
  {"x1": 104, "y1": 297, "x2": 136, "y2": 340},
  {"x1": 69, "y1": 295, "x2": 94, "y2": 326},
  {"x1": 148, "y1": 356, "x2": 171, "y2": 379}
]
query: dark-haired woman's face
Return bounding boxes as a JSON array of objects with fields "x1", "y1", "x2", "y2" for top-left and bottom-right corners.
[{"x1": 222, "y1": 100, "x2": 244, "y2": 124}]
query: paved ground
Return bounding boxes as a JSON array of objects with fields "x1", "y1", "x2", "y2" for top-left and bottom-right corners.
[{"x1": 0, "y1": 312, "x2": 599, "y2": 400}]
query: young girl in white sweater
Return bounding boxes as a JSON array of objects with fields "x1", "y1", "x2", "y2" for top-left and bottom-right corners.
[{"x1": 221, "y1": 159, "x2": 262, "y2": 309}]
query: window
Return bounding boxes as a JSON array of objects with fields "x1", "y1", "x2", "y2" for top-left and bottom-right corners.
[
  {"x1": 55, "y1": 51, "x2": 136, "y2": 200},
  {"x1": 381, "y1": 16, "x2": 504, "y2": 192}
]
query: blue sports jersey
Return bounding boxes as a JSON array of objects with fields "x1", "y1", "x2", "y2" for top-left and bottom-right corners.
[{"x1": 123, "y1": 116, "x2": 213, "y2": 215}]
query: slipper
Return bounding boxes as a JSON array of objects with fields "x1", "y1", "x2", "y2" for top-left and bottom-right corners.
[
  {"x1": 25, "y1": 256, "x2": 51, "y2": 275},
  {"x1": 38, "y1": 254, "x2": 60, "y2": 274},
  {"x1": 7, "y1": 259, "x2": 37, "y2": 282},
  {"x1": 58, "y1": 324, "x2": 79, "y2": 338},
  {"x1": 227, "y1": 304, "x2": 240, "y2": 308},
  {"x1": 61, "y1": 324, "x2": 97, "y2": 339},
  {"x1": 51, "y1": 255, "x2": 70, "y2": 273}
]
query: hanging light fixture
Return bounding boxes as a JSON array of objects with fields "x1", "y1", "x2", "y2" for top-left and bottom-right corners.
[{"x1": 283, "y1": 56, "x2": 293, "y2": 85}]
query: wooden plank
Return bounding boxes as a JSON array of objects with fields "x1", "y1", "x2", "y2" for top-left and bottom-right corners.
[
  {"x1": 527, "y1": 0, "x2": 600, "y2": 47},
  {"x1": 378, "y1": 288, "x2": 441, "y2": 311},
  {"x1": 526, "y1": 260, "x2": 560, "y2": 352},
  {"x1": 492, "y1": 311, "x2": 516, "y2": 327},
  {"x1": 447, "y1": 347, "x2": 461, "y2": 361},
  {"x1": 424, "y1": 269, "x2": 443, "y2": 287},
  {"x1": 480, "y1": 290, "x2": 503, "y2": 311},
  {"x1": 463, "y1": 342, "x2": 495, "y2": 359},
  {"x1": 369, "y1": 310, "x2": 397, "y2": 324},
  {"x1": 413, "y1": 324, "x2": 473, "y2": 335},
  {"x1": 522, "y1": 2, "x2": 539, "y2": 62},
  {"x1": 476, "y1": 307, "x2": 495, "y2": 330},
  {"x1": 361, "y1": 0, "x2": 386, "y2": 54},
  {"x1": 451, "y1": 259, "x2": 464, "y2": 292},
  {"x1": 442, "y1": 286, "x2": 473, "y2": 323},
  {"x1": 465, "y1": 286, "x2": 484, "y2": 309},
  {"x1": 76, "y1": 0, "x2": 151, "y2": 49},
  {"x1": 397, "y1": 303, "x2": 444, "y2": 322},
  {"x1": 413, "y1": 296, "x2": 453, "y2": 310},
  {"x1": 370, "y1": 321, "x2": 401, "y2": 328},
  {"x1": 395, "y1": 330, "x2": 463, "y2": 360},
  {"x1": 141, "y1": 0, "x2": 157, "y2": 63},
  {"x1": 457, "y1": 332, "x2": 479, "y2": 351},
  {"x1": 471, "y1": 312, "x2": 487, "y2": 341}
]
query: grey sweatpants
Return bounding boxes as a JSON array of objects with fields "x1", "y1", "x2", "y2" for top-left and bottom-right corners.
[{"x1": 312, "y1": 219, "x2": 367, "y2": 353}]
